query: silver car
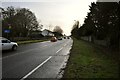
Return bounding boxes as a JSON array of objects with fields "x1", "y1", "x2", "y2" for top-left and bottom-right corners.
[{"x1": 0, "y1": 37, "x2": 18, "y2": 51}]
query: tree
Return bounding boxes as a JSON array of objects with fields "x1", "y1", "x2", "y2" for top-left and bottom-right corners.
[
  {"x1": 2, "y1": 6, "x2": 40, "y2": 38},
  {"x1": 71, "y1": 21, "x2": 79, "y2": 38},
  {"x1": 1, "y1": 6, "x2": 17, "y2": 39},
  {"x1": 78, "y1": 2, "x2": 119, "y2": 49},
  {"x1": 15, "y1": 8, "x2": 39, "y2": 37},
  {"x1": 53, "y1": 26, "x2": 63, "y2": 34},
  {"x1": 53, "y1": 26, "x2": 63, "y2": 37}
]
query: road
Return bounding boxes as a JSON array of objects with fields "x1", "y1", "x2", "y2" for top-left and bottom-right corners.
[{"x1": 2, "y1": 39, "x2": 73, "y2": 79}]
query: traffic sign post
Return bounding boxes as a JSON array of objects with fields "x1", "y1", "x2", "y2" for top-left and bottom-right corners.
[
  {"x1": 4, "y1": 30, "x2": 11, "y2": 33},
  {"x1": 3, "y1": 24, "x2": 12, "y2": 39},
  {"x1": 4, "y1": 29, "x2": 11, "y2": 39}
]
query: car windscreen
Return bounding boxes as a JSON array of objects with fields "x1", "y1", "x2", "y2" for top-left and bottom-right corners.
[{"x1": 2, "y1": 40, "x2": 10, "y2": 43}]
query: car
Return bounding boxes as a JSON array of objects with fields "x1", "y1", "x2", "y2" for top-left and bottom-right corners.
[
  {"x1": 67, "y1": 36, "x2": 70, "y2": 39},
  {"x1": 63, "y1": 36, "x2": 66, "y2": 39},
  {"x1": 0, "y1": 37, "x2": 18, "y2": 51},
  {"x1": 50, "y1": 37, "x2": 57, "y2": 42},
  {"x1": 57, "y1": 37, "x2": 62, "y2": 40}
]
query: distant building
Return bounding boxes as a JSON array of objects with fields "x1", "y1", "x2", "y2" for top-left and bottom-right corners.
[
  {"x1": 41, "y1": 29, "x2": 54, "y2": 37},
  {"x1": 30, "y1": 30, "x2": 43, "y2": 38}
]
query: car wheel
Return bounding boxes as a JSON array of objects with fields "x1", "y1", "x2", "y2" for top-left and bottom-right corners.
[{"x1": 12, "y1": 45, "x2": 17, "y2": 51}]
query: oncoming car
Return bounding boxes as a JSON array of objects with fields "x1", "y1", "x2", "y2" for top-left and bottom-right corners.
[
  {"x1": 51, "y1": 37, "x2": 57, "y2": 42},
  {"x1": 0, "y1": 37, "x2": 18, "y2": 51},
  {"x1": 57, "y1": 37, "x2": 62, "y2": 40},
  {"x1": 67, "y1": 36, "x2": 70, "y2": 39}
]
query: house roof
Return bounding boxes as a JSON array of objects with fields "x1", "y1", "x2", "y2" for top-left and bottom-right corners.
[{"x1": 43, "y1": 29, "x2": 53, "y2": 33}]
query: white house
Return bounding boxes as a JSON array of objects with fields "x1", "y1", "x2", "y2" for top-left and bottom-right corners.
[{"x1": 41, "y1": 29, "x2": 54, "y2": 37}]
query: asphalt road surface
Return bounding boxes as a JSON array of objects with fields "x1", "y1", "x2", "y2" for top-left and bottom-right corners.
[{"x1": 2, "y1": 38, "x2": 73, "y2": 79}]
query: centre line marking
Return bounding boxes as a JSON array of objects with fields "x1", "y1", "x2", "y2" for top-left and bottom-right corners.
[
  {"x1": 20, "y1": 56, "x2": 52, "y2": 80},
  {"x1": 56, "y1": 47, "x2": 63, "y2": 53},
  {"x1": 64, "y1": 44, "x2": 67, "y2": 47}
]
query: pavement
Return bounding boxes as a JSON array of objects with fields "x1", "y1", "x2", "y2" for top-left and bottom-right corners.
[{"x1": 2, "y1": 38, "x2": 73, "y2": 79}]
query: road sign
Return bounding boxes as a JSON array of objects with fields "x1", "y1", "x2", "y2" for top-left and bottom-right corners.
[{"x1": 4, "y1": 30, "x2": 10, "y2": 33}]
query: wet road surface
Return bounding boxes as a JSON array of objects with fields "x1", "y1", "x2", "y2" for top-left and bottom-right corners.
[{"x1": 2, "y1": 39, "x2": 73, "y2": 79}]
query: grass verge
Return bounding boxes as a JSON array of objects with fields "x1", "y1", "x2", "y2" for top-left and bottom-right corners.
[
  {"x1": 62, "y1": 38, "x2": 119, "y2": 78},
  {"x1": 17, "y1": 40, "x2": 48, "y2": 45}
]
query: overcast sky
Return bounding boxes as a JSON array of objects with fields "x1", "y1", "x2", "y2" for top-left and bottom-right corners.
[{"x1": 1, "y1": 0, "x2": 98, "y2": 35}]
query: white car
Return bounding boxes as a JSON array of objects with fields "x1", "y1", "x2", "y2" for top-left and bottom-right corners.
[{"x1": 0, "y1": 37, "x2": 18, "y2": 51}]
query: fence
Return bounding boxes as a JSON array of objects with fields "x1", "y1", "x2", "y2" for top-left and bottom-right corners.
[{"x1": 80, "y1": 36, "x2": 107, "y2": 46}]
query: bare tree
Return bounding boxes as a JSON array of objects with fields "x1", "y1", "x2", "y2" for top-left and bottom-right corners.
[
  {"x1": 47, "y1": 24, "x2": 53, "y2": 31},
  {"x1": 53, "y1": 26, "x2": 63, "y2": 34}
]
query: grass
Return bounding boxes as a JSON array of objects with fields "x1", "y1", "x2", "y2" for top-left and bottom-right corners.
[
  {"x1": 17, "y1": 39, "x2": 48, "y2": 45},
  {"x1": 62, "y1": 38, "x2": 119, "y2": 79}
]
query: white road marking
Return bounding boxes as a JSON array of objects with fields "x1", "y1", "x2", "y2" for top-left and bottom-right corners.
[
  {"x1": 63, "y1": 39, "x2": 71, "y2": 47},
  {"x1": 56, "y1": 47, "x2": 63, "y2": 53},
  {"x1": 3, "y1": 45, "x2": 48, "y2": 59},
  {"x1": 64, "y1": 44, "x2": 67, "y2": 47},
  {"x1": 20, "y1": 56, "x2": 52, "y2": 80},
  {"x1": 44, "y1": 45, "x2": 48, "y2": 47}
]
